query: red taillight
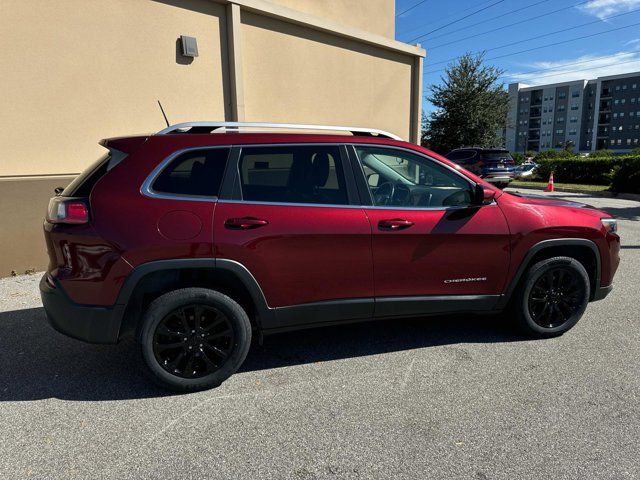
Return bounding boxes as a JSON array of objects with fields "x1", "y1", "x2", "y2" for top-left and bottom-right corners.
[{"x1": 46, "y1": 197, "x2": 89, "y2": 224}]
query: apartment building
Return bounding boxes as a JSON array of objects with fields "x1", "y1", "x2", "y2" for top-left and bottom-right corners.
[
  {"x1": 0, "y1": 0, "x2": 424, "y2": 276},
  {"x1": 505, "y1": 71, "x2": 640, "y2": 153}
]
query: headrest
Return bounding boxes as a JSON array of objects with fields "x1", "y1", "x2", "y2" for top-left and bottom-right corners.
[{"x1": 310, "y1": 153, "x2": 330, "y2": 187}]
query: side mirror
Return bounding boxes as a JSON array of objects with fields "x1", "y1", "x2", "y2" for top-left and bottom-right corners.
[{"x1": 473, "y1": 184, "x2": 496, "y2": 205}]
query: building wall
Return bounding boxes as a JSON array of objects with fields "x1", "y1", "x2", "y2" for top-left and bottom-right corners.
[
  {"x1": 270, "y1": 0, "x2": 395, "y2": 38},
  {"x1": 240, "y1": 11, "x2": 413, "y2": 139},
  {"x1": 0, "y1": 0, "x2": 423, "y2": 276},
  {"x1": 507, "y1": 72, "x2": 640, "y2": 154},
  {"x1": 0, "y1": 0, "x2": 230, "y2": 177}
]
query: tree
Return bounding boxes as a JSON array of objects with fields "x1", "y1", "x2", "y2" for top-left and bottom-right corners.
[{"x1": 422, "y1": 53, "x2": 509, "y2": 154}]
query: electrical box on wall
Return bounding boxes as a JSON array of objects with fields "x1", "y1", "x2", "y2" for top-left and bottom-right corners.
[{"x1": 180, "y1": 35, "x2": 198, "y2": 57}]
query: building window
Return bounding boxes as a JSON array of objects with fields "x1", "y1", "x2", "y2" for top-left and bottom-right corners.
[
  {"x1": 623, "y1": 85, "x2": 628, "y2": 90},
  {"x1": 627, "y1": 139, "x2": 632, "y2": 145},
  {"x1": 571, "y1": 103, "x2": 579, "y2": 110},
  {"x1": 558, "y1": 105, "x2": 566, "y2": 111},
  {"x1": 633, "y1": 83, "x2": 638, "y2": 89},
  {"x1": 614, "y1": 113, "x2": 618, "y2": 118},
  {"x1": 616, "y1": 85, "x2": 620, "y2": 91},
  {"x1": 556, "y1": 129, "x2": 564, "y2": 134},
  {"x1": 622, "y1": 99, "x2": 626, "y2": 104},
  {"x1": 621, "y1": 112, "x2": 625, "y2": 118},
  {"x1": 572, "y1": 90, "x2": 580, "y2": 97},
  {"x1": 633, "y1": 98, "x2": 637, "y2": 103},
  {"x1": 558, "y1": 92, "x2": 567, "y2": 99},
  {"x1": 635, "y1": 139, "x2": 639, "y2": 144},
  {"x1": 570, "y1": 116, "x2": 578, "y2": 123},
  {"x1": 557, "y1": 117, "x2": 564, "y2": 123},
  {"x1": 611, "y1": 139, "x2": 615, "y2": 145},
  {"x1": 569, "y1": 129, "x2": 577, "y2": 135}
]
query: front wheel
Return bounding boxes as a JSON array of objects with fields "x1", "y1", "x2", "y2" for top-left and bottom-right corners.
[
  {"x1": 138, "y1": 288, "x2": 252, "y2": 392},
  {"x1": 512, "y1": 256, "x2": 590, "y2": 338}
]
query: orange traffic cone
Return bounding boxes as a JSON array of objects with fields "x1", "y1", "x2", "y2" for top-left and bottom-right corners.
[{"x1": 545, "y1": 172, "x2": 555, "y2": 192}]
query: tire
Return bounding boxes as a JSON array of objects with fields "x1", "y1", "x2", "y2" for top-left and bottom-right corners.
[
  {"x1": 511, "y1": 256, "x2": 590, "y2": 338},
  {"x1": 138, "y1": 288, "x2": 252, "y2": 392}
]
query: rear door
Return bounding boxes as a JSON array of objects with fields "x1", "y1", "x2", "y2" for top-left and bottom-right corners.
[
  {"x1": 350, "y1": 144, "x2": 511, "y2": 317},
  {"x1": 214, "y1": 143, "x2": 374, "y2": 329}
]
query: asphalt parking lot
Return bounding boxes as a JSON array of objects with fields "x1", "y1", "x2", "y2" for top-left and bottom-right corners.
[{"x1": 1, "y1": 189, "x2": 638, "y2": 479}]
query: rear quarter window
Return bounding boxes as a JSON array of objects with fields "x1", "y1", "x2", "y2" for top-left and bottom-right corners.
[{"x1": 151, "y1": 148, "x2": 230, "y2": 197}]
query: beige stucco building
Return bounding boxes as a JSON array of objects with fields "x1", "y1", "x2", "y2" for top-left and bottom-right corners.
[{"x1": 0, "y1": 0, "x2": 424, "y2": 276}]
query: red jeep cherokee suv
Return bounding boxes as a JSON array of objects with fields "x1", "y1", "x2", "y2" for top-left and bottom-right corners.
[{"x1": 40, "y1": 122, "x2": 620, "y2": 391}]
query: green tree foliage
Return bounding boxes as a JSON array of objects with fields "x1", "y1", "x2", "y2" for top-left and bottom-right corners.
[{"x1": 422, "y1": 53, "x2": 509, "y2": 154}]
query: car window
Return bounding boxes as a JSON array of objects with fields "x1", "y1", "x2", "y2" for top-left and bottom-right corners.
[
  {"x1": 446, "y1": 150, "x2": 476, "y2": 164},
  {"x1": 238, "y1": 145, "x2": 348, "y2": 205},
  {"x1": 481, "y1": 151, "x2": 513, "y2": 161},
  {"x1": 152, "y1": 148, "x2": 230, "y2": 197},
  {"x1": 356, "y1": 146, "x2": 473, "y2": 208}
]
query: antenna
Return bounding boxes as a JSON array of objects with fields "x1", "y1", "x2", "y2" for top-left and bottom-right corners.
[{"x1": 157, "y1": 100, "x2": 170, "y2": 127}]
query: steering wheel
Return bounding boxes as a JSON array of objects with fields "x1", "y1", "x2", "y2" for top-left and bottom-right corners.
[{"x1": 374, "y1": 181, "x2": 395, "y2": 206}]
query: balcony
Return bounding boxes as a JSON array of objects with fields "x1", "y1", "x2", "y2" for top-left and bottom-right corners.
[
  {"x1": 529, "y1": 107, "x2": 542, "y2": 118},
  {"x1": 600, "y1": 88, "x2": 612, "y2": 99},
  {"x1": 598, "y1": 113, "x2": 611, "y2": 124}
]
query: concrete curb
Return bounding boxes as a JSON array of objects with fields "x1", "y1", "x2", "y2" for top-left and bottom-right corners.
[{"x1": 508, "y1": 184, "x2": 640, "y2": 202}]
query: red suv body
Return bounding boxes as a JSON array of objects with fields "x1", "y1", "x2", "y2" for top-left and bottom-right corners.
[{"x1": 40, "y1": 123, "x2": 620, "y2": 391}]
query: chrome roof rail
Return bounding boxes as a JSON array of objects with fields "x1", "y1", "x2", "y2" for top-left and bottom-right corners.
[{"x1": 156, "y1": 121, "x2": 402, "y2": 140}]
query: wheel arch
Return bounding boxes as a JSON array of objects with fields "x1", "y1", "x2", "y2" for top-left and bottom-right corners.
[
  {"x1": 116, "y1": 259, "x2": 274, "y2": 339},
  {"x1": 498, "y1": 238, "x2": 601, "y2": 309}
]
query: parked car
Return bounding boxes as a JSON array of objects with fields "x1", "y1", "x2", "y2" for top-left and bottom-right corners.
[
  {"x1": 514, "y1": 162, "x2": 538, "y2": 178},
  {"x1": 445, "y1": 147, "x2": 516, "y2": 188},
  {"x1": 41, "y1": 122, "x2": 620, "y2": 391}
]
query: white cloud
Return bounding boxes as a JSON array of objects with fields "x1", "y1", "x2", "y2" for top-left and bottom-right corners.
[
  {"x1": 507, "y1": 51, "x2": 640, "y2": 85},
  {"x1": 578, "y1": 0, "x2": 640, "y2": 19}
]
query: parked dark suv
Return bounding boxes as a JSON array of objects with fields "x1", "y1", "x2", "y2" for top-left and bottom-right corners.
[
  {"x1": 445, "y1": 147, "x2": 516, "y2": 188},
  {"x1": 41, "y1": 122, "x2": 620, "y2": 391}
]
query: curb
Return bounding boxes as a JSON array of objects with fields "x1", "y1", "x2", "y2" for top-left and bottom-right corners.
[{"x1": 508, "y1": 184, "x2": 640, "y2": 201}]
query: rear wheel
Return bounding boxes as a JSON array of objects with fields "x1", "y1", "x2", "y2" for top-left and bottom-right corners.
[
  {"x1": 512, "y1": 256, "x2": 590, "y2": 338},
  {"x1": 138, "y1": 288, "x2": 251, "y2": 391}
]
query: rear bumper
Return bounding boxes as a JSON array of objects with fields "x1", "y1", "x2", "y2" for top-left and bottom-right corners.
[
  {"x1": 40, "y1": 275, "x2": 124, "y2": 344},
  {"x1": 592, "y1": 284, "x2": 613, "y2": 302}
]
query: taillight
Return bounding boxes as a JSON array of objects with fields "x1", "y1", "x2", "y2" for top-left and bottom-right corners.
[{"x1": 46, "y1": 197, "x2": 89, "y2": 224}]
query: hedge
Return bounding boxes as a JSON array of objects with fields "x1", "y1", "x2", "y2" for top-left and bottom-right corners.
[
  {"x1": 610, "y1": 158, "x2": 640, "y2": 194},
  {"x1": 535, "y1": 158, "x2": 624, "y2": 185}
]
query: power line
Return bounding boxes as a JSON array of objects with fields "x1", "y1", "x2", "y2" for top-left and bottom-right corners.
[
  {"x1": 425, "y1": 0, "x2": 555, "y2": 44},
  {"x1": 396, "y1": 0, "x2": 429, "y2": 17},
  {"x1": 502, "y1": 57, "x2": 640, "y2": 82},
  {"x1": 398, "y1": 0, "x2": 498, "y2": 38},
  {"x1": 428, "y1": 7, "x2": 640, "y2": 61},
  {"x1": 498, "y1": 51, "x2": 638, "y2": 79},
  {"x1": 423, "y1": 19, "x2": 640, "y2": 75},
  {"x1": 428, "y1": 0, "x2": 591, "y2": 49},
  {"x1": 409, "y1": 0, "x2": 506, "y2": 43}
]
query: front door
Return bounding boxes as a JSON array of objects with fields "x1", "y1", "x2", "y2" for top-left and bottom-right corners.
[
  {"x1": 214, "y1": 144, "x2": 374, "y2": 328},
  {"x1": 351, "y1": 145, "x2": 510, "y2": 316}
]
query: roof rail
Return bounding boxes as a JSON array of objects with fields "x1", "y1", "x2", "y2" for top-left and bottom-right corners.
[{"x1": 156, "y1": 121, "x2": 402, "y2": 140}]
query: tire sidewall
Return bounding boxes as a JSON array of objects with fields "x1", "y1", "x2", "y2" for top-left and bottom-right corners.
[
  {"x1": 519, "y1": 257, "x2": 590, "y2": 336},
  {"x1": 139, "y1": 288, "x2": 252, "y2": 391}
]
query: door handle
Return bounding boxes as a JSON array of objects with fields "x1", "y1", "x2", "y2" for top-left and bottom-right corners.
[
  {"x1": 224, "y1": 217, "x2": 269, "y2": 230},
  {"x1": 378, "y1": 219, "x2": 414, "y2": 231}
]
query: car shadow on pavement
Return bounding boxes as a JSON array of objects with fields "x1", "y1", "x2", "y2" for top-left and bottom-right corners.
[{"x1": 0, "y1": 307, "x2": 524, "y2": 402}]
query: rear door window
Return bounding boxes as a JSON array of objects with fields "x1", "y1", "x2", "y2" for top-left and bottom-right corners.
[
  {"x1": 238, "y1": 145, "x2": 348, "y2": 205},
  {"x1": 152, "y1": 148, "x2": 230, "y2": 197}
]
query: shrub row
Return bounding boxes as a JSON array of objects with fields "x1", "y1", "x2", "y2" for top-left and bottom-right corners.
[{"x1": 533, "y1": 156, "x2": 640, "y2": 193}]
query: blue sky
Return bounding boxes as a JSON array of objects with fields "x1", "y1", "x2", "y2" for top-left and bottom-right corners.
[{"x1": 395, "y1": 0, "x2": 640, "y2": 113}]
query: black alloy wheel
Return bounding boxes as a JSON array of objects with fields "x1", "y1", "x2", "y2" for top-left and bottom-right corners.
[
  {"x1": 527, "y1": 266, "x2": 587, "y2": 329},
  {"x1": 139, "y1": 288, "x2": 252, "y2": 391},
  {"x1": 513, "y1": 256, "x2": 590, "y2": 338},
  {"x1": 153, "y1": 304, "x2": 234, "y2": 379}
]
